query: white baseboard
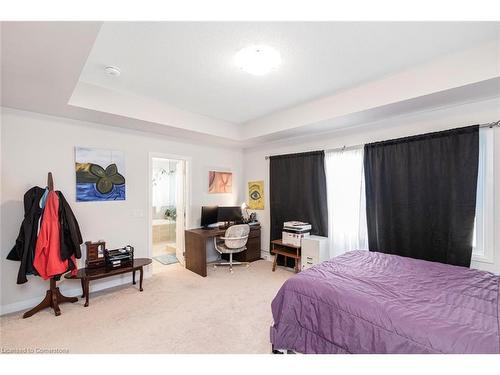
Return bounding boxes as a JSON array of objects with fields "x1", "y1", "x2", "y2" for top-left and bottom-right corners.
[
  {"x1": 1, "y1": 270, "x2": 153, "y2": 316},
  {"x1": 261, "y1": 251, "x2": 272, "y2": 261}
]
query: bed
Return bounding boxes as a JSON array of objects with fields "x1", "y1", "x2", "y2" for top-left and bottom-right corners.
[{"x1": 270, "y1": 250, "x2": 500, "y2": 354}]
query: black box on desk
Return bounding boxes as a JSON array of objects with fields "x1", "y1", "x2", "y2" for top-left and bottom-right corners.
[{"x1": 104, "y1": 246, "x2": 134, "y2": 269}]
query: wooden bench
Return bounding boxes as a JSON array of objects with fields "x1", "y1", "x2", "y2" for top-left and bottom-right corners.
[{"x1": 64, "y1": 258, "x2": 152, "y2": 307}]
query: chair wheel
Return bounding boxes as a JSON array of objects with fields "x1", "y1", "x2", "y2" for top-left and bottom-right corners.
[{"x1": 230, "y1": 269, "x2": 234, "y2": 274}]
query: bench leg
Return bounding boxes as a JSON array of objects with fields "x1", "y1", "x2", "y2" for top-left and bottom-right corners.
[
  {"x1": 132, "y1": 270, "x2": 136, "y2": 285},
  {"x1": 272, "y1": 253, "x2": 277, "y2": 271},
  {"x1": 80, "y1": 279, "x2": 85, "y2": 298},
  {"x1": 139, "y1": 267, "x2": 144, "y2": 292},
  {"x1": 84, "y1": 280, "x2": 90, "y2": 307}
]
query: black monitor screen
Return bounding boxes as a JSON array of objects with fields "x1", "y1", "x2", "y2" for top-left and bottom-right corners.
[
  {"x1": 218, "y1": 206, "x2": 242, "y2": 223},
  {"x1": 201, "y1": 206, "x2": 219, "y2": 227}
]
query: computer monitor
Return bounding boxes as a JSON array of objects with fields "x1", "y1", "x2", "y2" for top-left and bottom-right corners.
[
  {"x1": 217, "y1": 206, "x2": 243, "y2": 223},
  {"x1": 201, "y1": 206, "x2": 219, "y2": 228}
]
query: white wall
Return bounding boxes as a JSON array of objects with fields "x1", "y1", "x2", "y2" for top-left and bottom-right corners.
[
  {"x1": 0, "y1": 108, "x2": 244, "y2": 314},
  {"x1": 243, "y1": 97, "x2": 500, "y2": 274}
]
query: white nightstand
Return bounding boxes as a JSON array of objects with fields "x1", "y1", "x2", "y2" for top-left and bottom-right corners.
[{"x1": 301, "y1": 235, "x2": 329, "y2": 270}]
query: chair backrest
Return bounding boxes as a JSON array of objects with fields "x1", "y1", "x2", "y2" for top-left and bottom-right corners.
[{"x1": 224, "y1": 224, "x2": 250, "y2": 249}]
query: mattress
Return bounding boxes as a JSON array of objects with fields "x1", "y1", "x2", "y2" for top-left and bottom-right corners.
[{"x1": 270, "y1": 250, "x2": 500, "y2": 354}]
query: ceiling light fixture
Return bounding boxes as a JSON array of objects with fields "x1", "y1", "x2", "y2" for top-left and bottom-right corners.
[
  {"x1": 104, "y1": 66, "x2": 121, "y2": 77},
  {"x1": 234, "y1": 45, "x2": 281, "y2": 76}
]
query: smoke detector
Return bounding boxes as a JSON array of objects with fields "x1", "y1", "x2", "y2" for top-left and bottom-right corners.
[{"x1": 104, "y1": 66, "x2": 121, "y2": 77}]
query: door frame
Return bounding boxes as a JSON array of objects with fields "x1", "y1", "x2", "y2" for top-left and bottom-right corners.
[{"x1": 148, "y1": 152, "x2": 192, "y2": 264}]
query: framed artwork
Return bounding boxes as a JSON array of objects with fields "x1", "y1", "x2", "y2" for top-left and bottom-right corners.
[
  {"x1": 208, "y1": 171, "x2": 232, "y2": 193},
  {"x1": 248, "y1": 180, "x2": 264, "y2": 209},
  {"x1": 75, "y1": 147, "x2": 126, "y2": 202}
]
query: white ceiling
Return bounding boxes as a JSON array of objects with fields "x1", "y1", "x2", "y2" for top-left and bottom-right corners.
[
  {"x1": 1, "y1": 22, "x2": 500, "y2": 147},
  {"x1": 79, "y1": 22, "x2": 500, "y2": 124}
]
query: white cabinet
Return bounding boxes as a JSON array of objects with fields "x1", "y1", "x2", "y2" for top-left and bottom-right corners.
[{"x1": 301, "y1": 235, "x2": 329, "y2": 270}]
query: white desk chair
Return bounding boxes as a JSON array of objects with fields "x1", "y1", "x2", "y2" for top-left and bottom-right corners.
[{"x1": 213, "y1": 224, "x2": 250, "y2": 273}]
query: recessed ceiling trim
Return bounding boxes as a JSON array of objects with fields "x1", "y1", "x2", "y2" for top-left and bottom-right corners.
[
  {"x1": 69, "y1": 81, "x2": 241, "y2": 140},
  {"x1": 2, "y1": 22, "x2": 500, "y2": 149},
  {"x1": 78, "y1": 22, "x2": 500, "y2": 124},
  {"x1": 242, "y1": 40, "x2": 500, "y2": 139}
]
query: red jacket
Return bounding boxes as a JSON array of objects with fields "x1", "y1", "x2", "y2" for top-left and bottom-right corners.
[{"x1": 34, "y1": 191, "x2": 77, "y2": 279}]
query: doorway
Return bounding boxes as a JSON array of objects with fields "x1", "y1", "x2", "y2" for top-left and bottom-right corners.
[{"x1": 150, "y1": 156, "x2": 188, "y2": 273}]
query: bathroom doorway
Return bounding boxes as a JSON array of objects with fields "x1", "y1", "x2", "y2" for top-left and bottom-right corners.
[{"x1": 150, "y1": 155, "x2": 188, "y2": 272}]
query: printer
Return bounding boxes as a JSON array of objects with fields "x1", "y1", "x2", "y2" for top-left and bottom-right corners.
[{"x1": 282, "y1": 221, "x2": 311, "y2": 247}]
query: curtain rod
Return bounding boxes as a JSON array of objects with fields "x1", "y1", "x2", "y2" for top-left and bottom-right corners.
[{"x1": 264, "y1": 120, "x2": 500, "y2": 160}]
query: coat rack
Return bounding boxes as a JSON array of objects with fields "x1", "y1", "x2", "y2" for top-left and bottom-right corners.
[{"x1": 23, "y1": 172, "x2": 78, "y2": 318}]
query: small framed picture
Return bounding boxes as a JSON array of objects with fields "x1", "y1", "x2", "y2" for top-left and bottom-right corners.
[
  {"x1": 208, "y1": 171, "x2": 233, "y2": 193},
  {"x1": 97, "y1": 244, "x2": 104, "y2": 258}
]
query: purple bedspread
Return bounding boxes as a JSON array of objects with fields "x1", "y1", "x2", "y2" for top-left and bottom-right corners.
[{"x1": 271, "y1": 251, "x2": 500, "y2": 354}]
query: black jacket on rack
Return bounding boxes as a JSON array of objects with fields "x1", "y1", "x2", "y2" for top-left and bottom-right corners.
[
  {"x1": 7, "y1": 187, "x2": 83, "y2": 284},
  {"x1": 7, "y1": 186, "x2": 45, "y2": 284},
  {"x1": 57, "y1": 191, "x2": 83, "y2": 260}
]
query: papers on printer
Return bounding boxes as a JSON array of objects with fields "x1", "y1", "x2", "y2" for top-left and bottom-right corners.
[{"x1": 283, "y1": 221, "x2": 312, "y2": 232}]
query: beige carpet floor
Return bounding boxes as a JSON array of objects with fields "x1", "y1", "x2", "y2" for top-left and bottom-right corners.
[{"x1": 0, "y1": 260, "x2": 292, "y2": 354}]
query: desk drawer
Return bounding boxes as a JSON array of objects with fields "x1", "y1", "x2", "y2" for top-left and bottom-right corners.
[
  {"x1": 248, "y1": 228, "x2": 260, "y2": 239},
  {"x1": 234, "y1": 235, "x2": 261, "y2": 262}
]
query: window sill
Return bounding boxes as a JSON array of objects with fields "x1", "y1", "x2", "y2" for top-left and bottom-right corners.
[{"x1": 471, "y1": 254, "x2": 494, "y2": 264}]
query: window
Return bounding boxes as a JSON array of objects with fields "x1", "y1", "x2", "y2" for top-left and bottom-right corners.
[
  {"x1": 324, "y1": 127, "x2": 494, "y2": 262},
  {"x1": 472, "y1": 127, "x2": 495, "y2": 263}
]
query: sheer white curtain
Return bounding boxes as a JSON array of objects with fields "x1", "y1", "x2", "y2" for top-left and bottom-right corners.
[
  {"x1": 153, "y1": 172, "x2": 169, "y2": 208},
  {"x1": 152, "y1": 161, "x2": 177, "y2": 209},
  {"x1": 325, "y1": 147, "x2": 368, "y2": 257},
  {"x1": 472, "y1": 127, "x2": 494, "y2": 260}
]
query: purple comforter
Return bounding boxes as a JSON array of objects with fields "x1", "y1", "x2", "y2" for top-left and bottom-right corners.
[{"x1": 271, "y1": 251, "x2": 500, "y2": 354}]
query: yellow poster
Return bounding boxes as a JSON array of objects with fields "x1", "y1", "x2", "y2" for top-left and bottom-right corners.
[{"x1": 248, "y1": 180, "x2": 264, "y2": 210}]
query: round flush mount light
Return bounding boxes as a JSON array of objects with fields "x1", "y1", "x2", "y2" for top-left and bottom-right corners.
[
  {"x1": 104, "y1": 66, "x2": 121, "y2": 77},
  {"x1": 234, "y1": 45, "x2": 281, "y2": 76}
]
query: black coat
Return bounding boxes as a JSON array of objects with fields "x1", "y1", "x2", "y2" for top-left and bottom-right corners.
[
  {"x1": 7, "y1": 187, "x2": 83, "y2": 284},
  {"x1": 57, "y1": 191, "x2": 82, "y2": 260},
  {"x1": 7, "y1": 186, "x2": 45, "y2": 284}
]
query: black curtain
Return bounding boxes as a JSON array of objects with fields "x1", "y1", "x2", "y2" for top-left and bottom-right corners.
[
  {"x1": 269, "y1": 151, "x2": 328, "y2": 243},
  {"x1": 364, "y1": 125, "x2": 479, "y2": 267}
]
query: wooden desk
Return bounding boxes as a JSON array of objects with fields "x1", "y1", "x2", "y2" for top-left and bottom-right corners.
[
  {"x1": 185, "y1": 225, "x2": 261, "y2": 277},
  {"x1": 271, "y1": 239, "x2": 301, "y2": 273},
  {"x1": 65, "y1": 258, "x2": 152, "y2": 307}
]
